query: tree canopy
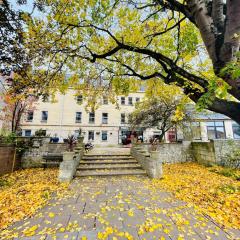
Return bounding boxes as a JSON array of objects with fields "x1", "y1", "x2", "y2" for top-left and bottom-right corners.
[{"x1": 2, "y1": 0, "x2": 240, "y2": 123}]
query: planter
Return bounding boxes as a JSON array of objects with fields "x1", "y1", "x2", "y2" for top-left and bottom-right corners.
[
  {"x1": 77, "y1": 136, "x2": 84, "y2": 143},
  {"x1": 63, "y1": 151, "x2": 75, "y2": 161}
]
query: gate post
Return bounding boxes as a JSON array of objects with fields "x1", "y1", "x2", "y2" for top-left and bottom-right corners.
[{"x1": 148, "y1": 151, "x2": 163, "y2": 179}]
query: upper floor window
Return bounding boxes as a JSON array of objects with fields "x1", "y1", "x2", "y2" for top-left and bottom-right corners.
[
  {"x1": 128, "y1": 97, "x2": 133, "y2": 105},
  {"x1": 41, "y1": 111, "x2": 48, "y2": 122},
  {"x1": 27, "y1": 111, "x2": 34, "y2": 122},
  {"x1": 89, "y1": 112, "x2": 95, "y2": 124},
  {"x1": 232, "y1": 122, "x2": 240, "y2": 139},
  {"x1": 76, "y1": 95, "x2": 83, "y2": 104},
  {"x1": 121, "y1": 97, "x2": 125, "y2": 105},
  {"x1": 75, "y1": 112, "x2": 82, "y2": 123},
  {"x1": 136, "y1": 97, "x2": 140, "y2": 103},
  {"x1": 103, "y1": 96, "x2": 108, "y2": 105},
  {"x1": 121, "y1": 113, "x2": 126, "y2": 124},
  {"x1": 207, "y1": 121, "x2": 225, "y2": 139},
  {"x1": 42, "y1": 95, "x2": 50, "y2": 102},
  {"x1": 102, "y1": 113, "x2": 108, "y2": 124}
]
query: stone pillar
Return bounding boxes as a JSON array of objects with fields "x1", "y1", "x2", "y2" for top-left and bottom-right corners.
[
  {"x1": 200, "y1": 122, "x2": 208, "y2": 141},
  {"x1": 59, "y1": 152, "x2": 78, "y2": 182},
  {"x1": 148, "y1": 151, "x2": 163, "y2": 179}
]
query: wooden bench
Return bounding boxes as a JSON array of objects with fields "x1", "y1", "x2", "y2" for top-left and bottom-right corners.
[{"x1": 41, "y1": 153, "x2": 63, "y2": 169}]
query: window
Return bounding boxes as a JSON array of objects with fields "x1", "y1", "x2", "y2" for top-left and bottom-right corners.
[
  {"x1": 76, "y1": 95, "x2": 83, "y2": 104},
  {"x1": 102, "y1": 113, "x2": 108, "y2": 124},
  {"x1": 103, "y1": 96, "x2": 108, "y2": 105},
  {"x1": 121, "y1": 113, "x2": 126, "y2": 124},
  {"x1": 89, "y1": 112, "x2": 95, "y2": 123},
  {"x1": 75, "y1": 112, "x2": 82, "y2": 123},
  {"x1": 191, "y1": 122, "x2": 201, "y2": 139},
  {"x1": 139, "y1": 85, "x2": 145, "y2": 92},
  {"x1": 102, "y1": 131, "x2": 108, "y2": 141},
  {"x1": 232, "y1": 122, "x2": 240, "y2": 139},
  {"x1": 207, "y1": 121, "x2": 226, "y2": 139},
  {"x1": 41, "y1": 111, "x2": 48, "y2": 122},
  {"x1": 27, "y1": 111, "x2": 34, "y2": 122},
  {"x1": 88, "y1": 131, "x2": 94, "y2": 141},
  {"x1": 25, "y1": 130, "x2": 31, "y2": 137},
  {"x1": 136, "y1": 97, "x2": 140, "y2": 103},
  {"x1": 128, "y1": 97, "x2": 133, "y2": 105},
  {"x1": 121, "y1": 97, "x2": 125, "y2": 105},
  {"x1": 42, "y1": 95, "x2": 49, "y2": 102}
]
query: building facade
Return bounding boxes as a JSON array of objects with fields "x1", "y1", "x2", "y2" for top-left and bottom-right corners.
[{"x1": 20, "y1": 89, "x2": 240, "y2": 145}]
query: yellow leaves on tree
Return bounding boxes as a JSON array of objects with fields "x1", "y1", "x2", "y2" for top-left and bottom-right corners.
[
  {"x1": 0, "y1": 168, "x2": 68, "y2": 230},
  {"x1": 150, "y1": 163, "x2": 240, "y2": 229}
]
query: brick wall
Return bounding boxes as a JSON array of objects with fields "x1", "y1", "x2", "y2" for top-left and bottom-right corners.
[{"x1": 0, "y1": 145, "x2": 21, "y2": 176}]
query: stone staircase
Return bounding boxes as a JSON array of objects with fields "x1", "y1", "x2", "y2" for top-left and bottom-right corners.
[{"x1": 75, "y1": 153, "x2": 147, "y2": 177}]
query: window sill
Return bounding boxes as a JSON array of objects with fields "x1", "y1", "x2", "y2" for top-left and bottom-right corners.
[{"x1": 41, "y1": 120, "x2": 48, "y2": 123}]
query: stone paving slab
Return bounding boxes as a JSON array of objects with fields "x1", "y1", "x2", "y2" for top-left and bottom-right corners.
[{"x1": 1, "y1": 176, "x2": 239, "y2": 240}]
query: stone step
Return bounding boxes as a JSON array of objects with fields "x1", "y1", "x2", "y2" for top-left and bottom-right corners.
[
  {"x1": 82, "y1": 156, "x2": 134, "y2": 160},
  {"x1": 75, "y1": 169, "x2": 147, "y2": 177},
  {"x1": 77, "y1": 163, "x2": 142, "y2": 170},
  {"x1": 79, "y1": 160, "x2": 138, "y2": 164},
  {"x1": 84, "y1": 154, "x2": 131, "y2": 157}
]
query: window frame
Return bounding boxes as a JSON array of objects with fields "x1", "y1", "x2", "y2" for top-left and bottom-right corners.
[
  {"x1": 26, "y1": 111, "x2": 34, "y2": 122},
  {"x1": 25, "y1": 130, "x2": 32, "y2": 137},
  {"x1": 88, "y1": 131, "x2": 94, "y2": 141},
  {"x1": 121, "y1": 113, "x2": 126, "y2": 124},
  {"x1": 121, "y1": 97, "x2": 125, "y2": 105},
  {"x1": 206, "y1": 121, "x2": 226, "y2": 139},
  {"x1": 102, "y1": 113, "x2": 108, "y2": 124},
  {"x1": 102, "y1": 131, "x2": 108, "y2": 141},
  {"x1": 76, "y1": 95, "x2": 83, "y2": 104},
  {"x1": 75, "y1": 112, "x2": 82, "y2": 123},
  {"x1": 41, "y1": 111, "x2": 48, "y2": 122},
  {"x1": 89, "y1": 112, "x2": 95, "y2": 124},
  {"x1": 232, "y1": 122, "x2": 240, "y2": 139},
  {"x1": 103, "y1": 96, "x2": 108, "y2": 105},
  {"x1": 128, "y1": 97, "x2": 133, "y2": 105}
]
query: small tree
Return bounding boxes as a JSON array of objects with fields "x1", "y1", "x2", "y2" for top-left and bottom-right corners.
[{"x1": 129, "y1": 96, "x2": 189, "y2": 142}]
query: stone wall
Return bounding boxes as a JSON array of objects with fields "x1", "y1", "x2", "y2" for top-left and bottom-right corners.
[
  {"x1": 0, "y1": 144, "x2": 21, "y2": 176},
  {"x1": 139, "y1": 141, "x2": 193, "y2": 163},
  {"x1": 21, "y1": 138, "x2": 69, "y2": 168},
  {"x1": 192, "y1": 139, "x2": 240, "y2": 167},
  {"x1": 191, "y1": 142, "x2": 215, "y2": 165}
]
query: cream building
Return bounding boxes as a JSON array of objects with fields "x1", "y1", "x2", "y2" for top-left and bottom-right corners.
[
  {"x1": 20, "y1": 89, "x2": 240, "y2": 145},
  {"x1": 20, "y1": 89, "x2": 148, "y2": 145}
]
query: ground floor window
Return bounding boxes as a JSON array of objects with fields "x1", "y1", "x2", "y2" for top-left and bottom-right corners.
[
  {"x1": 25, "y1": 130, "x2": 31, "y2": 137},
  {"x1": 168, "y1": 128, "x2": 177, "y2": 142},
  {"x1": 88, "y1": 131, "x2": 94, "y2": 141},
  {"x1": 232, "y1": 122, "x2": 240, "y2": 139},
  {"x1": 102, "y1": 131, "x2": 108, "y2": 141},
  {"x1": 207, "y1": 121, "x2": 225, "y2": 139}
]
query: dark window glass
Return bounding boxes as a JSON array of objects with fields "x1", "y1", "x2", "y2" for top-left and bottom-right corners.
[
  {"x1": 41, "y1": 111, "x2": 48, "y2": 121},
  {"x1": 102, "y1": 131, "x2": 108, "y2": 141},
  {"x1": 232, "y1": 122, "x2": 240, "y2": 139},
  {"x1": 103, "y1": 96, "x2": 108, "y2": 105},
  {"x1": 102, "y1": 113, "x2": 108, "y2": 124},
  {"x1": 128, "y1": 97, "x2": 133, "y2": 105},
  {"x1": 76, "y1": 95, "x2": 83, "y2": 104},
  {"x1": 121, "y1": 113, "x2": 126, "y2": 124},
  {"x1": 207, "y1": 121, "x2": 226, "y2": 139},
  {"x1": 75, "y1": 112, "x2": 82, "y2": 123},
  {"x1": 89, "y1": 112, "x2": 95, "y2": 123},
  {"x1": 42, "y1": 95, "x2": 49, "y2": 102},
  {"x1": 136, "y1": 97, "x2": 140, "y2": 103},
  {"x1": 88, "y1": 131, "x2": 94, "y2": 141},
  {"x1": 25, "y1": 130, "x2": 31, "y2": 137},
  {"x1": 27, "y1": 111, "x2": 34, "y2": 122},
  {"x1": 121, "y1": 97, "x2": 125, "y2": 105}
]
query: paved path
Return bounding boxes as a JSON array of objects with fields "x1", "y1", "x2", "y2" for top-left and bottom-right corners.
[{"x1": 1, "y1": 176, "x2": 239, "y2": 240}]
